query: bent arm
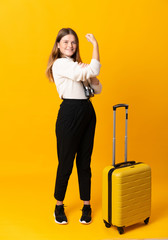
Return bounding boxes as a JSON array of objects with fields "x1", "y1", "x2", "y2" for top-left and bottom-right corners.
[
  {"x1": 52, "y1": 58, "x2": 101, "y2": 82},
  {"x1": 85, "y1": 34, "x2": 100, "y2": 61}
]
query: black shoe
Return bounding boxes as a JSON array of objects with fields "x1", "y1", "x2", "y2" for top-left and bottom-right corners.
[
  {"x1": 79, "y1": 205, "x2": 92, "y2": 224},
  {"x1": 54, "y1": 204, "x2": 68, "y2": 225}
]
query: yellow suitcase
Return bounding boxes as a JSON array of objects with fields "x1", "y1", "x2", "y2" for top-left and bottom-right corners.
[{"x1": 102, "y1": 104, "x2": 151, "y2": 234}]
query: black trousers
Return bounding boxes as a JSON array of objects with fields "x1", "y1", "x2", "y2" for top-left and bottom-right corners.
[{"x1": 54, "y1": 99, "x2": 96, "y2": 201}]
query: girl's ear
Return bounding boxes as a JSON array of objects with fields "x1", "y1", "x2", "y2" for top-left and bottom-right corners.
[{"x1": 57, "y1": 42, "x2": 60, "y2": 49}]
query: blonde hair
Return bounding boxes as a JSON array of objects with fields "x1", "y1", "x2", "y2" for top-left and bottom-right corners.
[{"x1": 46, "y1": 28, "x2": 82, "y2": 82}]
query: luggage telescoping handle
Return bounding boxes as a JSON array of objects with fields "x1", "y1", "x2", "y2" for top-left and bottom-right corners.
[{"x1": 113, "y1": 104, "x2": 129, "y2": 166}]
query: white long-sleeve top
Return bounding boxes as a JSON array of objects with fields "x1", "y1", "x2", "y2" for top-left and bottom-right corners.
[{"x1": 52, "y1": 56, "x2": 102, "y2": 99}]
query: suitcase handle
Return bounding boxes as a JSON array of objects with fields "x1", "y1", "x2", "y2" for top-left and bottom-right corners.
[
  {"x1": 113, "y1": 104, "x2": 129, "y2": 110},
  {"x1": 114, "y1": 161, "x2": 135, "y2": 168},
  {"x1": 113, "y1": 103, "x2": 129, "y2": 166}
]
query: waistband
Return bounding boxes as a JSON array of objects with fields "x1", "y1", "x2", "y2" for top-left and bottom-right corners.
[
  {"x1": 62, "y1": 98, "x2": 90, "y2": 104},
  {"x1": 62, "y1": 98, "x2": 90, "y2": 105}
]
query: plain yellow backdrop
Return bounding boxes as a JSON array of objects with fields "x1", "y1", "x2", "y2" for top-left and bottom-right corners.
[{"x1": 0, "y1": 0, "x2": 168, "y2": 239}]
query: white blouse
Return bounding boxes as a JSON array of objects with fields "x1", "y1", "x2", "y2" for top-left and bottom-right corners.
[{"x1": 52, "y1": 57, "x2": 102, "y2": 99}]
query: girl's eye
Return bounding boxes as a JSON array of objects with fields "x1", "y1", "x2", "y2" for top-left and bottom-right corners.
[{"x1": 63, "y1": 41, "x2": 77, "y2": 44}]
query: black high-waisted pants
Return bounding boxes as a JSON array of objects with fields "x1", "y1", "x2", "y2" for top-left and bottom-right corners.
[{"x1": 54, "y1": 99, "x2": 96, "y2": 201}]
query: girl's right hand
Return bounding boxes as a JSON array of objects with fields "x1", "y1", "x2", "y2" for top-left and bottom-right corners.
[
  {"x1": 78, "y1": 62, "x2": 88, "y2": 68},
  {"x1": 85, "y1": 34, "x2": 98, "y2": 46}
]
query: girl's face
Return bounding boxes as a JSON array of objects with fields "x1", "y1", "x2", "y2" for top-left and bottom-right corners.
[{"x1": 57, "y1": 34, "x2": 77, "y2": 57}]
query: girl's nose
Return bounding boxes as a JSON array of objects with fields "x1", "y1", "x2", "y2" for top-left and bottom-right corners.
[{"x1": 68, "y1": 42, "x2": 72, "y2": 47}]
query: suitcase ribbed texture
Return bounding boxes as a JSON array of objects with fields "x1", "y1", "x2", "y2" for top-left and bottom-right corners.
[{"x1": 112, "y1": 163, "x2": 151, "y2": 227}]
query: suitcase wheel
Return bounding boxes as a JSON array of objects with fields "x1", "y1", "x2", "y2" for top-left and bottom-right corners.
[
  {"x1": 103, "y1": 220, "x2": 111, "y2": 228},
  {"x1": 117, "y1": 227, "x2": 124, "y2": 234},
  {"x1": 144, "y1": 217, "x2": 150, "y2": 225}
]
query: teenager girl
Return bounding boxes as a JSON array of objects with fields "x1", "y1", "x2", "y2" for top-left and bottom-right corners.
[{"x1": 46, "y1": 28, "x2": 102, "y2": 225}]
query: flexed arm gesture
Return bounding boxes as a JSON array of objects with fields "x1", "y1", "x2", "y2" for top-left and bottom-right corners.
[
  {"x1": 78, "y1": 34, "x2": 101, "y2": 89},
  {"x1": 85, "y1": 34, "x2": 100, "y2": 61}
]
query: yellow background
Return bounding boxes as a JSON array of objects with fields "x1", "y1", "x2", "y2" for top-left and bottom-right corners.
[{"x1": 0, "y1": 0, "x2": 168, "y2": 239}]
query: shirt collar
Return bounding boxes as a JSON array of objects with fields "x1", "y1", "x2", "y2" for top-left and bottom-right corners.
[{"x1": 65, "y1": 56, "x2": 74, "y2": 61}]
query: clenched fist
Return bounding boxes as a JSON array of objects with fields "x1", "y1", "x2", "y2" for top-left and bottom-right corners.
[{"x1": 85, "y1": 34, "x2": 98, "y2": 46}]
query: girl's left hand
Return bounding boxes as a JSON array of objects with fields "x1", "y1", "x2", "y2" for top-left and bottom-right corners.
[{"x1": 90, "y1": 77, "x2": 99, "y2": 85}]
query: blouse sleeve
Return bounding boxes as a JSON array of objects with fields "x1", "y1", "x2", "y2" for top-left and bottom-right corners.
[{"x1": 52, "y1": 58, "x2": 101, "y2": 82}]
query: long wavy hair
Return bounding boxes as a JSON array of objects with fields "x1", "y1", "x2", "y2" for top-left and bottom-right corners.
[{"x1": 46, "y1": 28, "x2": 82, "y2": 82}]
